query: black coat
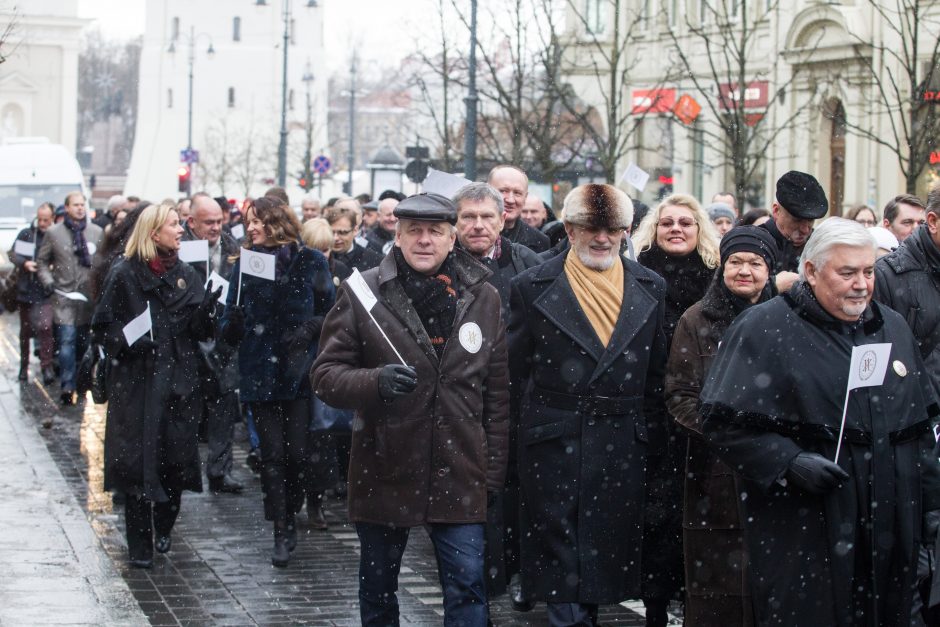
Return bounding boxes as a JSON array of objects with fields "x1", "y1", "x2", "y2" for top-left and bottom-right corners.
[
  {"x1": 503, "y1": 219, "x2": 550, "y2": 253},
  {"x1": 92, "y1": 258, "x2": 209, "y2": 502},
  {"x1": 458, "y1": 237, "x2": 541, "y2": 323},
  {"x1": 365, "y1": 226, "x2": 395, "y2": 255},
  {"x1": 334, "y1": 242, "x2": 383, "y2": 273},
  {"x1": 11, "y1": 225, "x2": 48, "y2": 304},
  {"x1": 508, "y1": 251, "x2": 669, "y2": 604},
  {"x1": 759, "y1": 219, "x2": 803, "y2": 274},
  {"x1": 700, "y1": 283, "x2": 940, "y2": 627}
]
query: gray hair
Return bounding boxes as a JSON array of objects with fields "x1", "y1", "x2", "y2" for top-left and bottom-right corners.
[
  {"x1": 301, "y1": 192, "x2": 320, "y2": 205},
  {"x1": 799, "y1": 217, "x2": 876, "y2": 280},
  {"x1": 106, "y1": 194, "x2": 127, "y2": 212},
  {"x1": 452, "y1": 182, "x2": 504, "y2": 214}
]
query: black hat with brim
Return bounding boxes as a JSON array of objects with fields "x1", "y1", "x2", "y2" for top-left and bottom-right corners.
[
  {"x1": 776, "y1": 170, "x2": 828, "y2": 220},
  {"x1": 393, "y1": 193, "x2": 457, "y2": 225}
]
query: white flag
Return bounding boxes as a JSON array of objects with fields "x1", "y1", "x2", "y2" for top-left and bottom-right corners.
[
  {"x1": 846, "y1": 343, "x2": 892, "y2": 390},
  {"x1": 620, "y1": 162, "x2": 650, "y2": 192},
  {"x1": 422, "y1": 168, "x2": 472, "y2": 198},
  {"x1": 240, "y1": 248, "x2": 276, "y2": 280},
  {"x1": 230, "y1": 224, "x2": 245, "y2": 240},
  {"x1": 347, "y1": 268, "x2": 377, "y2": 311},
  {"x1": 13, "y1": 239, "x2": 35, "y2": 258},
  {"x1": 178, "y1": 239, "x2": 209, "y2": 264},
  {"x1": 55, "y1": 289, "x2": 89, "y2": 302},
  {"x1": 206, "y1": 271, "x2": 230, "y2": 303},
  {"x1": 122, "y1": 303, "x2": 153, "y2": 346}
]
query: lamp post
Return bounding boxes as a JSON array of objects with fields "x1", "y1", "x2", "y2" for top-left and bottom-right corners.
[
  {"x1": 301, "y1": 61, "x2": 314, "y2": 192},
  {"x1": 464, "y1": 0, "x2": 478, "y2": 180},
  {"x1": 346, "y1": 54, "x2": 358, "y2": 195},
  {"x1": 168, "y1": 27, "x2": 215, "y2": 156},
  {"x1": 276, "y1": 0, "x2": 292, "y2": 187}
]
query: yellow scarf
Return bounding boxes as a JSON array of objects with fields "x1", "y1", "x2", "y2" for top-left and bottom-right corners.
[{"x1": 564, "y1": 249, "x2": 624, "y2": 347}]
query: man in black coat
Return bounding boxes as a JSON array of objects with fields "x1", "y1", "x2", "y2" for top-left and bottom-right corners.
[
  {"x1": 325, "y1": 205, "x2": 383, "y2": 272},
  {"x1": 701, "y1": 217, "x2": 940, "y2": 627},
  {"x1": 760, "y1": 170, "x2": 828, "y2": 292},
  {"x1": 489, "y1": 165, "x2": 550, "y2": 253},
  {"x1": 874, "y1": 184, "x2": 940, "y2": 623},
  {"x1": 11, "y1": 203, "x2": 56, "y2": 383},
  {"x1": 509, "y1": 183, "x2": 668, "y2": 625},
  {"x1": 182, "y1": 193, "x2": 243, "y2": 494},
  {"x1": 365, "y1": 197, "x2": 398, "y2": 256}
]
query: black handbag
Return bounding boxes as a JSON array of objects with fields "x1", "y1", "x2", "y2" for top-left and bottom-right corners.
[
  {"x1": 78, "y1": 344, "x2": 109, "y2": 403},
  {"x1": 1, "y1": 267, "x2": 19, "y2": 313}
]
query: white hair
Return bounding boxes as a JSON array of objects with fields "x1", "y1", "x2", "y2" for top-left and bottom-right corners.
[
  {"x1": 301, "y1": 192, "x2": 320, "y2": 205},
  {"x1": 799, "y1": 217, "x2": 876, "y2": 280},
  {"x1": 106, "y1": 194, "x2": 127, "y2": 212}
]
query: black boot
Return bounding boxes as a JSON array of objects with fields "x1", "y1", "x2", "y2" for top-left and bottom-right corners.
[
  {"x1": 286, "y1": 512, "x2": 298, "y2": 552},
  {"x1": 643, "y1": 598, "x2": 668, "y2": 627},
  {"x1": 18, "y1": 364, "x2": 27, "y2": 381},
  {"x1": 308, "y1": 493, "x2": 328, "y2": 531},
  {"x1": 272, "y1": 520, "x2": 289, "y2": 567}
]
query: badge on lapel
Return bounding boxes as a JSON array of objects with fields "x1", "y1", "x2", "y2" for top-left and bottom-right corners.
[{"x1": 458, "y1": 322, "x2": 482, "y2": 354}]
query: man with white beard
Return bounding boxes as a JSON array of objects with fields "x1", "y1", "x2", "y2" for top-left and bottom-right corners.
[{"x1": 508, "y1": 183, "x2": 669, "y2": 625}]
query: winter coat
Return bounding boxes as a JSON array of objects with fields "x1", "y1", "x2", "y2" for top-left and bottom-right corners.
[
  {"x1": 365, "y1": 226, "x2": 395, "y2": 255},
  {"x1": 311, "y1": 249, "x2": 509, "y2": 527},
  {"x1": 508, "y1": 251, "x2": 669, "y2": 604},
  {"x1": 36, "y1": 220, "x2": 104, "y2": 325},
  {"x1": 219, "y1": 245, "x2": 334, "y2": 403},
  {"x1": 333, "y1": 242, "x2": 383, "y2": 273},
  {"x1": 700, "y1": 283, "x2": 940, "y2": 627},
  {"x1": 457, "y1": 236, "x2": 542, "y2": 323},
  {"x1": 665, "y1": 275, "x2": 770, "y2": 626},
  {"x1": 874, "y1": 225, "x2": 940, "y2": 385},
  {"x1": 92, "y1": 257, "x2": 209, "y2": 502},
  {"x1": 502, "y1": 219, "x2": 550, "y2": 253},
  {"x1": 11, "y1": 225, "x2": 49, "y2": 305}
]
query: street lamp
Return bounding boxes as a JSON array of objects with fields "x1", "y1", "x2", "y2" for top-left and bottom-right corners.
[
  {"x1": 301, "y1": 61, "x2": 314, "y2": 192},
  {"x1": 168, "y1": 26, "x2": 214, "y2": 159}
]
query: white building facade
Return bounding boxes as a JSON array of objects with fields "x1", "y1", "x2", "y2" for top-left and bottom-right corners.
[{"x1": 125, "y1": 0, "x2": 328, "y2": 202}]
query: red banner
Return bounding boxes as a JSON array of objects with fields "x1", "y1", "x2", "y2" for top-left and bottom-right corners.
[
  {"x1": 632, "y1": 88, "x2": 676, "y2": 114},
  {"x1": 718, "y1": 81, "x2": 769, "y2": 110},
  {"x1": 673, "y1": 94, "x2": 702, "y2": 125}
]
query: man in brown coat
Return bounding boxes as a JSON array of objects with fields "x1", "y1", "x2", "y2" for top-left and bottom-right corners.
[{"x1": 312, "y1": 192, "x2": 509, "y2": 627}]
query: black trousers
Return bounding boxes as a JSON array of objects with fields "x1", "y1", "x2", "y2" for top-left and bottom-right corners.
[
  {"x1": 205, "y1": 389, "x2": 239, "y2": 479},
  {"x1": 306, "y1": 429, "x2": 338, "y2": 496},
  {"x1": 250, "y1": 399, "x2": 308, "y2": 522},
  {"x1": 124, "y1": 490, "x2": 181, "y2": 561}
]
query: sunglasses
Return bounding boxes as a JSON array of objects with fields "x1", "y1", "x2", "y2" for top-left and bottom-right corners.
[{"x1": 657, "y1": 218, "x2": 698, "y2": 229}]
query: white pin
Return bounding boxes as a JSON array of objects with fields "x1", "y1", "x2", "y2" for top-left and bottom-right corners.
[{"x1": 458, "y1": 322, "x2": 483, "y2": 354}]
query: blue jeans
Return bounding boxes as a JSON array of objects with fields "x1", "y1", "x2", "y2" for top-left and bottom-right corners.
[
  {"x1": 356, "y1": 522, "x2": 487, "y2": 627},
  {"x1": 57, "y1": 324, "x2": 89, "y2": 392}
]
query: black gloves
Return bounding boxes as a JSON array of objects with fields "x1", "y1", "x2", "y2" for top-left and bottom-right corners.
[
  {"x1": 377, "y1": 364, "x2": 417, "y2": 400},
  {"x1": 222, "y1": 306, "x2": 246, "y2": 345},
  {"x1": 786, "y1": 452, "x2": 850, "y2": 495},
  {"x1": 199, "y1": 282, "x2": 224, "y2": 318},
  {"x1": 191, "y1": 283, "x2": 224, "y2": 338},
  {"x1": 127, "y1": 336, "x2": 158, "y2": 357}
]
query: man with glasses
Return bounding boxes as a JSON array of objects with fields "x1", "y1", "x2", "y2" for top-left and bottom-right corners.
[
  {"x1": 761, "y1": 170, "x2": 829, "y2": 293},
  {"x1": 509, "y1": 183, "x2": 668, "y2": 625},
  {"x1": 882, "y1": 194, "x2": 927, "y2": 243},
  {"x1": 488, "y1": 165, "x2": 550, "y2": 253},
  {"x1": 325, "y1": 205, "x2": 382, "y2": 272}
]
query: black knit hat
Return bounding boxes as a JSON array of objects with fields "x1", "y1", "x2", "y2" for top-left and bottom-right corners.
[
  {"x1": 720, "y1": 225, "x2": 779, "y2": 269},
  {"x1": 775, "y1": 170, "x2": 828, "y2": 219}
]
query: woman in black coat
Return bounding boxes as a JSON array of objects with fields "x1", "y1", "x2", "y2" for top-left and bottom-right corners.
[
  {"x1": 632, "y1": 193, "x2": 722, "y2": 626},
  {"x1": 220, "y1": 197, "x2": 334, "y2": 567},
  {"x1": 92, "y1": 201, "x2": 221, "y2": 568}
]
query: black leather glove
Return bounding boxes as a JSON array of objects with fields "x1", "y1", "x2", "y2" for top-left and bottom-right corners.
[
  {"x1": 925, "y1": 509, "x2": 940, "y2": 544},
  {"x1": 222, "y1": 306, "x2": 246, "y2": 344},
  {"x1": 200, "y1": 282, "x2": 224, "y2": 317},
  {"x1": 377, "y1": 364, "x2": 417, "y2": 400},
  {"x1": 127, "y1": 336, "x2": 158, "y2": 357},
  {"x1": 786, "y1": 452, "x2": 850, "y2": 495},
  {"x1": 191, "y1": 283, "x2": 224, "y2": 338}
]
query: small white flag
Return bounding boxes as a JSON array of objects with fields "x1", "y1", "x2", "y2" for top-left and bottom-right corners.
[
  {"x1": 846, "y1": 343, "x2": 892, "y2": 390},
  {"x1": 178, "y1": 239, "x2": 209, "y2": 264},
  {"x1": 13, "y1": 239, "x2": 35, "y2": 258},
  {"x1": 422, "y1": 168, "x2": 473, "y2": 199},
  {"x1": 230, "y1": 224, "x2": 245, "y2": 240},
  {"x1": 55, "y1": 289, "x2": 89, "y2": 302},
  {"x1": 240, "y1": 248, "x2": 276, "y2": 280},
  {"x1": 347, "y1": 268, "x2": 377, "y2": 311},
  {"x1": 620, "y1": 162, "x2": 650, "y2": 192},
  {"x1": 122, "y1": 303, "x2": 153, "y2": 346},
  {"x1": 206, "y1": 271, "x2": 230, "y2": 303}
]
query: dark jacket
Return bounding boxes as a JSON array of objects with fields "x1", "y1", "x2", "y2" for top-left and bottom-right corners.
[
  {"x1": 92, "y1": 257, "x2": 210, "y2": 503},
  {"x1": 334, "y1": 242, "x2": 383, "y2": 273},
  {"x1": 365, "y1": 226, "x2": 395, "y2": 255},
  {"x1": 312, "y1": 249, "x2": 510, "y2": 526},
  {"x1": 220, "y1": 245, "x2": 334, "y2": 403},
  {"x1": 458, "y1": 236, "x2": 541, "y2": 323},
  {"x1": 874, "y1": 225, "x2": 940, "y2": 385},
  {"x1": 700, "y1": 283, "x2": 940, "y2": 627},
  {"x1": 180, "y1": 226, "x2": 240, "y2": 283},
  {"x1": 759, "y1": 218, "x2": 803, "y2": 274},
  {"x1": 11, "y1": 225, "x2": 49, "y2": 304},
  {"x1": 502, "y1": 219, "x2": 550, "y2": 253},
  {"x1": 508, "y1": 251, "x2": 669, "y2": 604},
  {"x1": 665, "y1": 275, "x2": 771, "y2": 626}
]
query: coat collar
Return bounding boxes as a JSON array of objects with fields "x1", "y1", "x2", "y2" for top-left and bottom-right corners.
[{"x1": 783, "y1": 280, "x2": 884, "y2": 336}]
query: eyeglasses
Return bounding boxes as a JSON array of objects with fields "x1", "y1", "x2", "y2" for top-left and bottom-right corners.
[
  {"x1": 657, "y1": 218, "x2": 698, "y2": 229},
  {"x1": 333, "y1": 228, "x2": 353, "y2": 236}
]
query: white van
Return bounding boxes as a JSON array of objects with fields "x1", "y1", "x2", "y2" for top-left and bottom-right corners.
[{"x1": 0, "y1": 137, "x2": 87, "y2": 251}]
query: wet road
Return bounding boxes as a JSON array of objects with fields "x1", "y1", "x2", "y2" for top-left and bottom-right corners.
[{"x1": 3, "y1": 315, "x2": 672, "y2": 625}]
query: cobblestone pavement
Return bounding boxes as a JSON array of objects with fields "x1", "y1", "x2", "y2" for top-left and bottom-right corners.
[{"x1": 3, "y1": 316, "x2": 679, "y2": 625}]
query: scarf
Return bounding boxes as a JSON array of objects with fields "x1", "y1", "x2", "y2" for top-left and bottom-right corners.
[
  {"x1": 564, "y1": 248, "x2": 624, "y2": 347},
  {"x1": 64, "y1": 216, "x2": 91, "y2": 268},
  {"x1": 394, "y1": 247, "x2": 459, "y2": 357},
  {"x1": 638, "y1": 244, "x2": 714, "y2": 342},
  {"x1": 148, "y1": 247, "x2": 179, "y2": 276}
]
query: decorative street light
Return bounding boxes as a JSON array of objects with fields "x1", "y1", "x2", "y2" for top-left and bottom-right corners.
[
  {"x1": 168, "y1": 26, "x2": 214, "y2": 156},
  {"x1": 301, "y1": 61, "x2": 315, "y2": 192}
]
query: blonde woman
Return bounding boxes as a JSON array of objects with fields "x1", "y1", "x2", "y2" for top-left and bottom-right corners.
[
  {"x1": 631, "y1": 193, "x2": 721, "y2": 623},
  {"x1": 92, "y1": 201, "x2": 222, "y2": 568}
]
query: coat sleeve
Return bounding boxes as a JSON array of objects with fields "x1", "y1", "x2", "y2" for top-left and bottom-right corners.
[
  {"x1": 483, "y1": 309, "x2": 510, "y2": 492},
  {"x1": 665, "y1": 312, "x2": 708, "y2": 438},
  {"x1": 873, "y1": 261, "x2": 897, "y2": 311},
  {"x1": 643, "y1": 282, "x2": 670, "y2": 457},
  {"x1": 36, "y1": 230, "x2": 55, "y2": 289},
  {"x1": 310, "y1": 283, "x2": 383, "y2": 411}
]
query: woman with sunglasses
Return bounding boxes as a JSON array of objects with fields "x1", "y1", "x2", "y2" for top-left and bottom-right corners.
[
  {"x1": 631, "y1": 193, "x2": 722, "y2": 627},
  {"x1": 220, "y1": 196, "x2": 334, "y2": 567}
]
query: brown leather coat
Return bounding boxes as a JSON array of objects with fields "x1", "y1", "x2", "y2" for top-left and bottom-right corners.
[{"x1": 311, "y1": 249, "x2": 509, "y2": 526}]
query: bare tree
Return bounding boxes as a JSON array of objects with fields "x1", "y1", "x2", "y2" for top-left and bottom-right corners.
[
  {"x1": 664, "y1": 0, "x2": 816, "y2": 203},
  {"x1": 197, "y1": 117, "x2": 235, "y2": 195},
  {"x1": 231, "y1": 119, "x2": 275, "y2": 198},
  {"x1": 842, "y1": 0, "x2": 940, "y2": 194},
  {"x1": 0, "y1": 4, "x2": 17, "y2": 65}
]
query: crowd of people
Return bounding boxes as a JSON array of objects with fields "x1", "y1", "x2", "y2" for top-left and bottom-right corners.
[{"x1": 9, "y1": 165, "x2": 940, "y2": 627}]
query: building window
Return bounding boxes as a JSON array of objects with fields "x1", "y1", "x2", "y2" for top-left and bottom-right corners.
[
  {"x1": 699, "y1": 0, "x2": 711, "y2": 25},
  {"x1": 233, "y1": 16, "x2": 241, "y2": 41},
  {"x1": 171, "y1": 17, "x2": 180, "y2": 40},
  {"x1": 585, "y1": 0, "x2": 605, "y2": 34},
  {"x1": 228, "y1": 87, "x2": 235, "y2": 108},
  {"x1": 167, "y1": 88, "x2": 173, "y2": 108},
  {"x1": 289, "y1": 89, "x2": 295, "y2": 110},
  {"x1": 668, "y1": 0, "x2": 678, "y2": 27}
]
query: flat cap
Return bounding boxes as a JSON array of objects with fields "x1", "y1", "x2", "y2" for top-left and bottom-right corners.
[
  {"x1": 707, "y1": 202, "x2": 736, "y2": 223},
  {"x1": 393, "y1": 192, "x2": 457, "y2": 225},
  {"x1": 776, "y1": 170, "x2": 828, "y2": 220},
  {"x1": 362, "y1": 200, "x2": 379, "y2": 211}
]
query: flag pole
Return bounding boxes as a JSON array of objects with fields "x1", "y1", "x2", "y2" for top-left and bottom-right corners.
[
  {"x1": 236, "y1": 266, "x2": 243, "y2": 306},
  {"x1": 364, "y1": 307, "x2": 407, "y2": 366},
  {"x1": 147, "y1": 302, "x2": 154, "y2": 341},
  {"x1": 833, "y1": 382, "x2": 852, "y2": 464}
]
